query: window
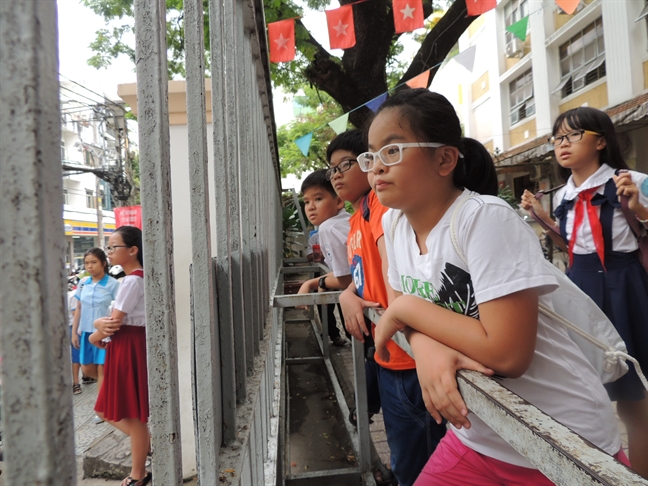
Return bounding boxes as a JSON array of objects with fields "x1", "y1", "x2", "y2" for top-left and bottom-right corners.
[
  {"x1": 504, "y1": 0, "x2": 528, "y2": 43},
  {"x1": 504, "y1": 0, "x2": 528, "y2": 57},
  {"x1": 63, "y1": 189, "x2": 69, "y2": 205},
  {"x1": 554, "y1": 18, "x2": 605, "y2": 98},
  {"x1": 510, "y1": 69, "x2": 535, "y2": 125},
  {"x1": 60, "y1": 141, "x2": 66, "y2": 161},
  {"x1": 86, "y1": 189, "x2": 95, "y2": 209}
]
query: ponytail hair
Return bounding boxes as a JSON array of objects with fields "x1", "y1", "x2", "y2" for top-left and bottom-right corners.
[
  {"x1": 84, "y1": 247, "x2": 109, "y2": 275},
  {"x1": 374, "y1": 89, "x2": 498, "y2": 195},
  {"x1": 552, "y1": 107, "x2": 628, "y2": 182},
  {"x1": 114, "y1": 226, "x2": 144, "y2": 267}
]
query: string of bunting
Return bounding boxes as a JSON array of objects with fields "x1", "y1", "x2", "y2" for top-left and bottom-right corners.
[{"x1": 272, "y1": 0, "x2": 583, "y2": 156}]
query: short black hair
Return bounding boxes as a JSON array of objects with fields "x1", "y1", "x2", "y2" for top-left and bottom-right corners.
[
  {"x1": 326, "y1": 129, "x2": 367, "y2": 164},
  {"x1": 301, "y1": 169, "x2": 337, "y2": 197}
]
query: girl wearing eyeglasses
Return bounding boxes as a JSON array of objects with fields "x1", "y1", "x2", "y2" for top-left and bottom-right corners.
[
  {"x1": 520, "y1": 106, "x2": 648, "y2": 477},
  {"x1": 71, "y1": 247, "x2": 119, "y2": 401},
  {"x1": 89, "y1": 226, "x2": 151, "y2": 486},
  {"x1": 362, "y1": 90, "x2": 628, "y2": 484}
]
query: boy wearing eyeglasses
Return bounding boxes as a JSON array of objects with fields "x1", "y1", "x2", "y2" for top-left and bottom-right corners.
[
  {"x1": 298, "y1": 169, "x2": 351, "y2": 347},
  {"x1": 330, "y1": 129, "x2": 446, "y2": 486}
]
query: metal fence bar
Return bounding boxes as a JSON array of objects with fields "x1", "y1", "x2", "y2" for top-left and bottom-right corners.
[
  {"x1": 223, "y1": 0, "x2": 249, "y2": 395},
  {"x1": 207, "y1": 0, "x2": 238, "y2": 441},
  {"x1": 0, "y1": 2, "x2": 76, "y2": 483},
  {"x1": 184, "y1": 0, "x2": 221, "y2": 479},
  {"x1": 133, "y1": 0, "x2": 182, "y2": 482}
]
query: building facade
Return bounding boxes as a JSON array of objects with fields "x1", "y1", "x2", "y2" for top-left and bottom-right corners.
[
  {"x1": 431, "y1": 0, "x2": 648, "y2": 203},
  {"x1": 60, "y1": 82, "x2": 123, "y2": 271}
]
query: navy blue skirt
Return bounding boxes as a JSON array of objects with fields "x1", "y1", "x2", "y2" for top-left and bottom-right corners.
[{"x1": 568, "y1": 251, "x2": 648, "y2": 401}]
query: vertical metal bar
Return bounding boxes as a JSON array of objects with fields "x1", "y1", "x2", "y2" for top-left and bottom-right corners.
[
  {"x1": 238, "y1": 28, "x2": 252, "y2": 355},
  {"x1": 133, "y1": 0, "x2": 182, "y2": 482},
  {"x1": 184, "y1": 0, "x2": 221, "y2": 479},
  {"x1": 207, "y1": 0, "x2": 238, "y2": 439},
  {"x1": 0, "y1": 2, "x2": 76, "y2": 484},
  {"x1": 352, "y1": 338, "x2": 372, "y2": 473},
  {"x1": 222, "y1": 0, "x2": 248, "y2": 396},
  {"x1": 321, "y1": 304, "x2": 330, "y2": 359}
]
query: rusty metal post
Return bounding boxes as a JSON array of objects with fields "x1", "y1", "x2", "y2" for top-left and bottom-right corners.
[
  {"x1": 184, "y1": 0, "x2": 221, "y2": 479},
  {"x1": 0, "y1": 2, "x2": 76, "y2": 484},
  {"x1": 133, "y1": 0, "x2": 183, "y2": 482}
]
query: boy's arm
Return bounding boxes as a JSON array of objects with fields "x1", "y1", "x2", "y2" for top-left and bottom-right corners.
[{"x1": 297, "y1": 272, "x2": 351, "y2": 297}]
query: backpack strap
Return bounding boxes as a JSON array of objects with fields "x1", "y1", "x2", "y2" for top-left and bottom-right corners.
[{"x1": 389, "y1": 211, "x2": 403, "y2": 247}]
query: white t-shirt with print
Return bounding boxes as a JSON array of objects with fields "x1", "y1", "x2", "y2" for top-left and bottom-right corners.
[
  {"x1": 319, "y1": 209, "x2": 351, "y2": 277},
  {"x1": 553, "y1": 163, "x2": 648, "y2": 254},
  {"x1": 114, "y1": 274, "x2": 146, "y2": 327},
  {"x1": 382, "y1": 190, "x2": 620, "y2": 468}
]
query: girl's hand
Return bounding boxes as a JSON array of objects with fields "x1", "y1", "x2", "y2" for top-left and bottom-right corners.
[
  {"x1": 338, "y1": 287, "x2": 380, "y2": 343},
  {"x1": 374, "y1": 306, "x2": 407, "y2": 362},
  {"x1": 71, "y1": 333, "x2": 80, "y2": 349},
  {"x1": 296, "y1": 278, "x2": 318, "y2": 310},
  {"x1": 614, "y1": 172, "x2": 642, "y2": 213},
  {"x1": 94, "y1": 317, "x2": 121, "y2": 336},
  {"x1": 520, "y1": 190, "x2": 547, "y2": 217},
  {"x1": 410, "y1": 332, "x2": 494, "y2": 429},
  {"x1": 88, "y1": 331, "x2": 108, "y2": 348}
]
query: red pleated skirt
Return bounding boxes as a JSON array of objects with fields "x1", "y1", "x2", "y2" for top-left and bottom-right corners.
[{"x1": 95, "y1": 325, "x2": 149, "y2": 423}]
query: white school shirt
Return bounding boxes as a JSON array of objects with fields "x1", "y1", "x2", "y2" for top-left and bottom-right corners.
[
  {"x1": 306, "y1": 230, "x2": 319, "y2": 256},
  {"x1": 382, "y1": 190, "x2": 620, "y2": 468},
  {"x1": 318, "y1": 209, "x2": 351, "y2": 277},
  {"x1": 113, "y1": 273, "x2": 146, "y2": 327},
  {"x1": 553, "y1": 163, "x2": 648, "y2": 254}
]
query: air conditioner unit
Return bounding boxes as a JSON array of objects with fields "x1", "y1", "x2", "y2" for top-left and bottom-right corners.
[{"x1": 505, "y1": 38, "x2": 524, "y2": 58}]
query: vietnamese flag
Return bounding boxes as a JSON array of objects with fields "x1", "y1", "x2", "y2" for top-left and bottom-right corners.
[
  {"x1": 268, "y1": 19, "x2": 295, "y2": 63},
  {"x1": 466, "y1": 0, "x2": 497, "y2": 16},
  {"x1": 326, "y1": 5, "x2": 356, "y2": 50},
  {"x1": 393, "y1": 0, "x2": 424, "y2": 33}
]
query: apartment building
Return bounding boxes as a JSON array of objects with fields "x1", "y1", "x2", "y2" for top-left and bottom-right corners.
[
  {"x1": 431, "y1": 0, "x2": 648, "y2": 201},
  {"x1": 60, "y1": 83, "x2": 117, "y2": 271}
]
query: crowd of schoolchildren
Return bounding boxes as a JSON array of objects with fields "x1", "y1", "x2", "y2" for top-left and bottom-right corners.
[
  {"x1": 298, "y1": 89, "x2": 648, "y2": 485},
  {"x1": 68, "y1": 226, "x2": 152, "y2": 486}
]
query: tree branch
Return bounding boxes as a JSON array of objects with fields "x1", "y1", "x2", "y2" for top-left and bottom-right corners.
[{"x1": 398, "y1": 0, "x2": 477, "y2": 86}]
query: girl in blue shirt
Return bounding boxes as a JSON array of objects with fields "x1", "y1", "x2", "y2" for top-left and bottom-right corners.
[{"x1": 71, "y1": 248, "x2": 119, "y2": 394}]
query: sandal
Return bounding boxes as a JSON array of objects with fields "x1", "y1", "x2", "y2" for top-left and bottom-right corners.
[
  {"x1": 332, "y1": 336, "x2": 348, "y2": 347},
  {"x1": 348, "y1": 407, "x2": 374, "y2": 428},
  {"x1": 72, "y1": 384, "x2": 82, "y2": 395},
  {"x1": 372, "y1": 461, "x2": 397, "y2": 486},
  {"x1": 120, "y1": 472, "x2": 151, "y2": 486}
]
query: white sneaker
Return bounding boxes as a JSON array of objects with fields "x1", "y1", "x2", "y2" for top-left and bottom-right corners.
[{"x1": 93, "y1": 415, "x2": 104, "y2": 424}]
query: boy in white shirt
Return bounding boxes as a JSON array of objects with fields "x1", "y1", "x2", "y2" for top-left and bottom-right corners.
[{"x1": 298, "y1": 169, "x2": 351, "y2": 346}]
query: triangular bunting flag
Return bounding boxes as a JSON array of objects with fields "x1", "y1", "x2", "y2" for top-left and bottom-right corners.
[
  {"x1": 556, "y1": 0, "x2": 580, "y2": 15},
  {"x1": 453, "y1": 45, "x2": 477, "y2": 73},
  {"x1": 366, "y1": 93, "x2": 388, "y2": 113},
  {"x1": 328, "y1": 113, "x2": 349, "y2": 135},
  {"x1": 466, "y1": 0, "x2": 497, "y2": 16},
  {"x1": 393, "y1": 0, "x2": 425, "y2": 33},
  {"x1": 268, "y1": 19, "x2": 295, "y2": 63},
  {"x1": 505, "y1": 16, "x2": 529, "y2": 41},
  {"x1": 295, "y1": 133, "x2": 313, "y2": 157},
  {"x1": 326, "y1": 5, "x2": 356, "y2": 50},
  {"x1": 405, "y1": 70, "x2": 430, "y2": 89}
]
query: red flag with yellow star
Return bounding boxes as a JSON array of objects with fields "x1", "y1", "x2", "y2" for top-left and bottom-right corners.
[
  {"x1": 466, "y1": 0, "x2": 496, "y2": 16},
  {"x1": 326, "y1": 5, "x2": 356, "y2": 50},
  {"x1": 268, "y1": 19, "x2": 295, "y2": 63},
  {"x1": 393, "y1": 0, "x2": 424, "y2": 33}
]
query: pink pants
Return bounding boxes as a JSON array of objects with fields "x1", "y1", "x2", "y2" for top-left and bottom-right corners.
[{"x1": 414, "y1": 430, "x2": 631, "y2": 486}]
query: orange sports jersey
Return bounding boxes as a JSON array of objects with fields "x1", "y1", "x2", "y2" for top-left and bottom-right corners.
[{"x1": 347, "y1": 191, "x2": 415, "y2": 370}]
